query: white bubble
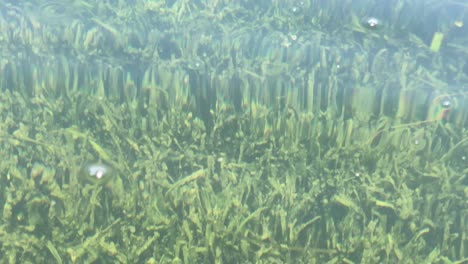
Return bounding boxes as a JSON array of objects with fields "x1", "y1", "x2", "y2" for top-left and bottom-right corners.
[{"x1": 362, "y1": 17, "x2": 382, "y2": 30}]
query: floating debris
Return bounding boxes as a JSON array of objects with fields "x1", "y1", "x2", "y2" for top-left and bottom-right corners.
[{"x1": 430, "y1": 31, "x2": 444, "y2": 52}]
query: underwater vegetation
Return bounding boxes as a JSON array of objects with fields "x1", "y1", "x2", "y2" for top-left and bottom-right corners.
[{"x1": 0, "y1": 0, "x2": 467, "y2": 263}]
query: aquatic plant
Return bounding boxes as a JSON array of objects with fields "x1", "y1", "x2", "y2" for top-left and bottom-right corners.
[{"x1": 0, "y1": 0, "x2": 466, "y2": 263}]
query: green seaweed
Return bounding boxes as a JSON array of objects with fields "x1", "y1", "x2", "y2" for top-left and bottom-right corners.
[{"x1": 0, "y1": 0, "x2": 467, "y2": 263}]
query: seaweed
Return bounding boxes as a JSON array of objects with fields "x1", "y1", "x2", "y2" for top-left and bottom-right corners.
[{"x1": 0, "y1": 0, "x2": 467, "y2": 263}]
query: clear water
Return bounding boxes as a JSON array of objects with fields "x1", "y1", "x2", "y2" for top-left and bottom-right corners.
[{"x1": 0, "y1": 0, "x2": 466, "y2": 263}]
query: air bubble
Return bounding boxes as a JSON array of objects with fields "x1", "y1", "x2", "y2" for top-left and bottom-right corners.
[
  {"x1": 362, "y1": 17, "x2": 382, "y2": 30},
  {"x1": 441, "y1": 99, "x2": 452, "y2": 108},
  {"x1": 80, "y1": 162, "x2": 114, "y2": 185}
]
